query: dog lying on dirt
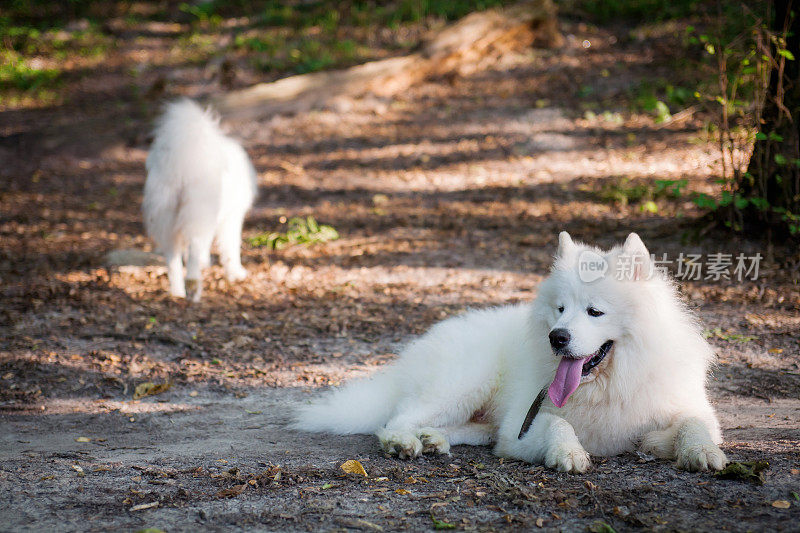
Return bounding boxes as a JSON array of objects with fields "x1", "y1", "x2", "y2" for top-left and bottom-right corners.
[{"x1": 295, "y1": 232, "x2": 727, "y2": 473}]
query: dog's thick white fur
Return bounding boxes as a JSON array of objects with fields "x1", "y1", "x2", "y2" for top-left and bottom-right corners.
[
  {"x1": 294, "y1": 233, "x2": 727, "y2": 473},
  {"x1": 143, "y1": 99, "x2": 257, "y2": 301}
]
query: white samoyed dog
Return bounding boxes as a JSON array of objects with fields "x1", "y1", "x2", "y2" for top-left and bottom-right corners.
[
  {"x1": 294, "y1": 232, "x2": 728, "y2": 473},
  {"x1": 143, "y1": 99, "x2": 257, "y2": 301}
]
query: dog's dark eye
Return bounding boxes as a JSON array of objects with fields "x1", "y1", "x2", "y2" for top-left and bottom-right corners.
[
  {"x1": 557, "y1": 305, "x2": 564, "y2": 313},
  {"x1": 587, "y1": 307, "x2": 604, "y2": 317}
]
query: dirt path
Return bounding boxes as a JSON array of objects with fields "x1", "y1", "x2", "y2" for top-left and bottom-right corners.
[
  {"x1": 1, "y1": 388, "x2": 798, "y2": 531},
  {"x1": 1, "y1": 12, "x2": 799, "y2": 533}
]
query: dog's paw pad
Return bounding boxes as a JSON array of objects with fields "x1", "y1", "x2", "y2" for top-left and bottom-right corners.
[
  {"x1": 676, "y1": 444, "x2": 727, "y2": 471},
  {"x1": 545, "y1": 443, "x2": 591, "y2": 474},
  {"x1": 416, "y1": 428, "x2": 450, "y2": 455},
  {"x1": 378, "y1": 430, "x2": 423, "y2": 459}
]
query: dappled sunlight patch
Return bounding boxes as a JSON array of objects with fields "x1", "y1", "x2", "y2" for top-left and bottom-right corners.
[
  {"x1": 282, "y1": 358, "x2": 396, "y2": 389},
  {"x1": 31, "y1": 397, "x2": 199, "y2": 415}
]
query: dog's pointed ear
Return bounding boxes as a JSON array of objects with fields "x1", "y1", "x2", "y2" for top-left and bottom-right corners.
[
  {"x1": 623, "y1": 233, "x2": 648, "y2": 256},
  {"x1": 621, "y1": 233, "x2": 652, "y2": 281},
  {"x1": 557, "y1": 231, "x2": 576, "y2": 257}
]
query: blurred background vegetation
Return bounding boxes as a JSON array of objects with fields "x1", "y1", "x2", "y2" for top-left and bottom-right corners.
[{"x1": 1, "y1": 0, "x2": 796, "y2": 239}]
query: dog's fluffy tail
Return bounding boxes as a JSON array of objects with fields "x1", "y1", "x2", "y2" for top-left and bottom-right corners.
[
  {"x1": 143, "y1": 99, "x2": 226, "y2": 252},
  {"x1": 292, "y1": 370, "x2": 400, "y2": 434}
]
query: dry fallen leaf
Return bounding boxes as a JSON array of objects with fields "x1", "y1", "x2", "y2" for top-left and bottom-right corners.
[
  {"x1": 75, "y1": 437, "x2": 91, "y2": 443},
  {"x1": 772, "y1": 500, "x2": 791, "y2": 509},
  {"x1": 341, "y1": 460, "x2": 368, "y2": 477},
  {"x1": 71, "y1": 465, "x2": 84, "y2": 477},
  {"x1": 189, "y1": 391, "x2": 199, "y2": 397},
  {"x1": 133, "y1": 382, "x2": 171, "y2": 400},
  {"x1": 335, "y1": 517, "x2": 384, "y2": 531},
  {"x1": 130, "y1": 502, "x2": 159, "y2": 512},
  {"x1": 395, "y1": 488, "x2": 411, "y2": 495},
  {"x1": 215, "y1": 484, "x2": 246, "y2": 498}
]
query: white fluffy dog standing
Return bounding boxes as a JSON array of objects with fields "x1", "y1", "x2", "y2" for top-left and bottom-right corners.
[
  {"x1": 294, "y1": 232, "x2": 728, "y2": 473},
  {"x1": 143, "y1": 99, "x2": 257, "y2": 301}
]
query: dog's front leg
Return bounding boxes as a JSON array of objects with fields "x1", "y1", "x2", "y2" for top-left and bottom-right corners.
[
  {"x1": 641, "y1": 416, "x2": 727, "y2": 471},
  {"x1": 495, "y1": 412, "x2": 590, "y2": 473}
]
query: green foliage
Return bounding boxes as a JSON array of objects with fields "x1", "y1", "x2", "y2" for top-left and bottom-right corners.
[
  {"x1": 179, "y1": 1, "x2": 223, "y2": 27},
  {"x1": 1, "y1": 1, "x2": 513, "y2": 105},
  {"x1": 393, "y1": 0, "x2": 507, "y2": 24},
  {"x1": 655, "y1": 179, "x2": 688, "y2": 197},
  {"x1": 240, "y1": 0, "x2": 510, "y2": 74},
  {"x1": 714, "y1": 461, "x2": 769, "y2": 484},
  {"x1": 0, "y1": 52, "x2": 60, "y2": 92},
  {"x1": 0, "y1": 0, "x2": 98, "y2": 30},
  {"x1": 683, "y1": 2, "x2": 800, "y2": 237},
  {"x1": 598, "y1": 177, "x2": 687, "y2": 206},
  {"x1": 588, "y1": 521, "x2": 618, "y2": 533},
  {"x1": 578, "y1": 0, "x2": 700, "y2": 23},
  {"x1": 234, "y1": 34, "x2": 281, "y2": 54},
  {"x1": 0, "y1": 11, "x2": 112, "y2": 106},
  {"x1": 606, "y1": 0, "x2": 799, "y2": 238},
  {"x1": 249, "y1": 216, "x2": 339, "y2": 250},
  {"x1": 692, "y1": 193, "x2": 717, "y2": 210},
  {"x1": 703, "y1": 328, "x2": 757, "y2": 342},
  {"x1": 243, "y1": 36, "x2": 362, "y2": 74},
  {"x1": 255, "y1": 0, "x2": 509, "y2": 29},
  {"x1": 430, "y1": 512, "x2": 456, "y2": 530},
  {"x1": 629, "y1": 80, "x2": 697, "y2": 122},
  {"x1": 1, "y1": 15, "x2": 110, "y2": 57}
]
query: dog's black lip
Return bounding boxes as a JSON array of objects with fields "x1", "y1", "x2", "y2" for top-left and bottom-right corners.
[{"x1": 581, "y1": 340, "x2": 613, "y2": 375}]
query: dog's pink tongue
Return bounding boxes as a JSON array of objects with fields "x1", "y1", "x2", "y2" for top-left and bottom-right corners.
[{"x1": 548, "y1": 357, "x2": 588, "y2": 408}]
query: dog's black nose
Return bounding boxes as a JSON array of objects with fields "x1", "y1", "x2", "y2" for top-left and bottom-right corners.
[{"x1": 549, "y1": 328, "x2": 570, "y2": 350}]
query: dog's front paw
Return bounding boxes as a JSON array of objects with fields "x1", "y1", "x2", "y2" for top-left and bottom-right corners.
[
  {"x1": 545, "y1": 442, "x2": 591, "y2": 473},
  {"x1": 225, "y1": 265, "x2": 248, "y2": 282},
  {"x1": 377, "y1": 429, "x2": 423, "y2": 459},
  {"x1": 676, "y1": 443, "x2": 727, "y2": 471},
  {"x1": 169, "y1": 286, "x2": 187, "y2": 299},
  {"x1": 416, "y1": 428, "x2": 450, "y2": 455}
]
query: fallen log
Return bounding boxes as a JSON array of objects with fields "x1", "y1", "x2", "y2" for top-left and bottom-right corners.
[{"x1": 214, "y1": 0, "x2": 561, "y2": 118}]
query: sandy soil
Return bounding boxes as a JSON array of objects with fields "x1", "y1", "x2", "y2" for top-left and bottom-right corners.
[{"x1": 1, "y1": 13, "x2": 799, "y2": 533}]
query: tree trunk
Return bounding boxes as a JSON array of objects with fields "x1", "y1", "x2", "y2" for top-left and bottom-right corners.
[
  {"x1": 742, "y1": 0, "x2": 800, "y2": 236},
  {"x1": 213, "y1": 0, "x2": 561, "y2": 119}
]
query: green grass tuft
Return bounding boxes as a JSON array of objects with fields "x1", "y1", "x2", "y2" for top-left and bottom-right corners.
[{"x1": 249, "y1": 216, "x2": 339, "y2": 250}]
